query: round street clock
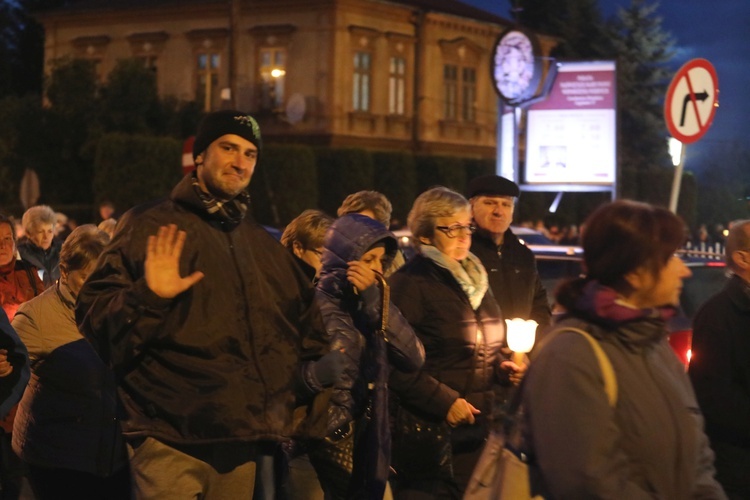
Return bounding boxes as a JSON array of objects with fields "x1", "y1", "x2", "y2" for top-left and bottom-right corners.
[{"x1": 492, "y1": 28, "x2": 543, "y2": 105}]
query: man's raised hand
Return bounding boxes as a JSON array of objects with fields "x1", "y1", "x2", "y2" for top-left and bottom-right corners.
[{"x1": 145, "y1": 224, "x2": 205, "y2": 299}]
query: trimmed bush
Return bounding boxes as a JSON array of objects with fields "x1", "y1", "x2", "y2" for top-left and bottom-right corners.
[
  {"x1": 465, "y1": 157, "x2": 496, "y2": 183},
  {"x1": 93, "y1": 133, "x2": 182, "y2": 213},
  {"x1": 415, "y1": 155, "x2": 466, "y2": 195},
  {"x1": 372, "y1": 151, "x2": 417, "y2": 226},
  {"x1": 315, "y1": 147, "x2": 374, "y2": 216},
  {"x1": 250, "y1": 144, "x2": 317, "y2": 227}
]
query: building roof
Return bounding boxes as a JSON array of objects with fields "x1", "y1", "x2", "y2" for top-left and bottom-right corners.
[{"x1": 39, "y1": 0, "x2": 513, "y2": 26}]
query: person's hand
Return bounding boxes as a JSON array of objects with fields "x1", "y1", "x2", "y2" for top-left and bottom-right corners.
[
  {"x1": 0, "y1": 350, "x2": 13, "y2": 377},
  {"x1": 346, "y1": 261, "x2": 378, "y2": 293},
  {"x1": 500, "y1": 360, "x2": 528, "y2": 386},
  {"x1": 145, "y1": 224, "x2": 205, "y2": 299},
  {"x1": 446, "y1": 398, "x2": 480, "y2": 427}
]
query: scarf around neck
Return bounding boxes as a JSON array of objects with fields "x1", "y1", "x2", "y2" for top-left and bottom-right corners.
[
  {"x1": 420, "y1": 244, "x2": 488, "y2": 310},
  {"x1": 575, "y1": 280, "x2": 677, "y2": 330},
  {"x1": 191, "y1": 173, "x2": 250, "y2": 227}
]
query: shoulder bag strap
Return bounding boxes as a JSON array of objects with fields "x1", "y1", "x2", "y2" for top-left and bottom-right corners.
[
  {"x1": 375, "y1": 274, "x2": 389, "y2": 336},
  {"x1": 505, "y1": 326, "x2": 618, "y2": 416},
  {"x1": 553, "y1": 327, "x2": 618, "y2": 408}
]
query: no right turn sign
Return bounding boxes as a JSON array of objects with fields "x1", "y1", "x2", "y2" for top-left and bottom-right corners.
[{"x1": 664, "y1": 58, "x2": 719, "y2": 143}]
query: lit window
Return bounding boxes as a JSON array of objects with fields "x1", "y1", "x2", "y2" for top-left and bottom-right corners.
[
  {"x1": 197, "y1": 51, "x2": 220, "y2": 112},
  {"x1": 259, "y1": 47, "x2": 286, "y2": 111},
  {"x1": 353, "y1": 52, "x2": 371, "y2": 112},
  {"x1": 389, "y1": 56, "x2": 406, "y2": 115}
]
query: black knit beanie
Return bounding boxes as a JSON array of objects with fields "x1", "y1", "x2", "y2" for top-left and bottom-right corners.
[{"x1": 192, "y1": 110, "x2": 263, "y2": 160}]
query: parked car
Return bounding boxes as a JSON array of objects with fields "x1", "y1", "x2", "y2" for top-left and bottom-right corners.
[{"x1": 393, "y1": 227, "x2": 729, "y2": 368}]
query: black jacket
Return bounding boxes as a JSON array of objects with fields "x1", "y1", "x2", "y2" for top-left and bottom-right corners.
[
  {"x1": 76, "y1": 174, "x2": 325, "y2": 447},
  {"x1": 388, "y1": 254, "x2": 509, "y2": 422},
  {"x1": 470, "y1": 229, "x2": 550, "y2": 328},
  {"x1": 690, "y1": 274, "x2": 750, "y2": 492},
  {"x1": 17, "y1": 239, "x2": 60, "y2": 289}
]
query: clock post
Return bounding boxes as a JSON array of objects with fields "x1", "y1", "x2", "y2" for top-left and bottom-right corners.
[{"x1": 491, "y1": 27, "x2": 548, "y2": 187}]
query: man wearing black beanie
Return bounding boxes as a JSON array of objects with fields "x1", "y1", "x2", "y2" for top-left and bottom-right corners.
[{"x1": 75, "y1": 111, "x2": 330, "y2": 498}]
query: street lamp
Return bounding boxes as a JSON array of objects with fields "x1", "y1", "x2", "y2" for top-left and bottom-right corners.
[
  {"x1": 668, "y1": 137, "x2": 683, "y2": 167},
  {"x1": 668, "y1": 137, "x2": 684, "y2": 213}
]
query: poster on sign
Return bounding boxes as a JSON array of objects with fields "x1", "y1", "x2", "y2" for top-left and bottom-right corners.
[{"x1": 525, "y1": 61, "x2": 616, "y2": 185}]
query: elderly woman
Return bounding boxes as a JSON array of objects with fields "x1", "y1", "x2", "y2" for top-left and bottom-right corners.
[
  {"x1": 521, "y1": 200, "x2": 725, "y2": 498},
  {"x1": 17, "y1": 205, "x2": 61, "y2": 288},
  {"x1": 11, "y1": 225, "x2": 130, "y2": 499},
  {"x1": 388, "y1": 186, "x2": 521, "y2": 498}
]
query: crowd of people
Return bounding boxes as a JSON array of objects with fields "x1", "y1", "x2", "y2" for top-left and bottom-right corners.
[{"x1": 0, "y1": 109, "x2": 739, "y2": 499}]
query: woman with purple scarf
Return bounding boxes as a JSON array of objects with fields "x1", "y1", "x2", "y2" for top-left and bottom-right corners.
[{"x1": 521, "y1": 200, "x2": 726, "y2": 499}]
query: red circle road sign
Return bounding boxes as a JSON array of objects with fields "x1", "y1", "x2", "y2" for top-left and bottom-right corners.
[{"x1": 664, "y1": 58, "x2": 719, "y2": 143}]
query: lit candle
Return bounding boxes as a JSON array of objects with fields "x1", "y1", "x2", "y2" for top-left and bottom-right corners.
[{"x1": 505, "y1": 318, "x2": 538, "y2": 365}]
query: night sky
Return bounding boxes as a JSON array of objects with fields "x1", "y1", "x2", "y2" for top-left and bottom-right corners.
[{"x1": 463, "y1": 0, "x2": 750, "y2": 170}]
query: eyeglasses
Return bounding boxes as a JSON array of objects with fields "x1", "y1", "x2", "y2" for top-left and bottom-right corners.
[{"x1": 435, "y1": 224, "x2": 476, "y2": 238}]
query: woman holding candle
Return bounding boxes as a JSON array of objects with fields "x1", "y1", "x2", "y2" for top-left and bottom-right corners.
[
  {"x1": 388, "y1": 186, "x2": 523, "y2": 498},
  {"x1": 521, "y1": 200, "x2": 725, "y2": 498}
]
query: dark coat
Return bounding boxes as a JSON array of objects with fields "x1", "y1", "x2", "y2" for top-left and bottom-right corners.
[
  {"x1": 316, "y1": 213, "x2": 425, "y2": 431},
  {"x1": 524, "y1": 315, "x2": 725, "y2": 499},
  {"x1": 12, "y1": 284, "x2": 126, "y2": 477},
  {"x1": 689, "y1": 274, "x2": 750, "y2": 495},
  {"x1": 470, "y1": 229, "x2": 550, "y2": 328},
  {"x1": 17, "y1": 238, "x2": 61, "y2": 289},
  {"x1": 388, "y1": 253, "x2": 509, "y2": 422},
  {"x1": 76, "y1": 174, "x2": 326, "y2": 448},
  {"x1": 0, "y1": 309, "x2": 29, "y2": 421},
  {"x1": 315, "y1": 213, "x2": 425, "y2": 497}
]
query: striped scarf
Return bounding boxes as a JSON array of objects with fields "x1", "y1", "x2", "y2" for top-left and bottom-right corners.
[{"x1": 191, "y1": 173, "x2": 250, "y2": 228}]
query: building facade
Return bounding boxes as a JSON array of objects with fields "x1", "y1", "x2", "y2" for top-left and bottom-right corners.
[{"x1": 39, "y1": 0, "x2": 556, "y2": 159}]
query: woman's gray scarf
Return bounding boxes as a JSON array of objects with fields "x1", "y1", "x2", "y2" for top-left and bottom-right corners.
[{"x1": 420, "y1": 244, "x2": 488, "y2": 310}]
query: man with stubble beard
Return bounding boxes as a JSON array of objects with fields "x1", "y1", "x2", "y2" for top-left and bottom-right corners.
[{"x1": 76, "y1": 111, "x2": 328, "y2": 498}]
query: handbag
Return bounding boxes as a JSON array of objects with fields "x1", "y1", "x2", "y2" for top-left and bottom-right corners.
[
  {"x1": 391, "y1": 404, "x2": 453, "y2": 480},
  {"x1": 463, "y1": 327, "x2": 618, "y2": 500}
]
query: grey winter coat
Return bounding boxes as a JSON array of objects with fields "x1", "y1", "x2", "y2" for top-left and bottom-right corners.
[{"x1": 523, "y1": 316, "x2": 726, "y2": 499}]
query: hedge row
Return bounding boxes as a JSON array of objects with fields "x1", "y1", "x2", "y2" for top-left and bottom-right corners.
[{"x1": 93, "y1": 134, "x2": 497, "y2": 227}]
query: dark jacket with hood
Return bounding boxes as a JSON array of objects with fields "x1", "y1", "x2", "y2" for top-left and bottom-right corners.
[
  {"x1": 314, "y1": 214, "x2": 424, "y2": 497},
  {"x1": 470, "y1": 228, "x2": 550, "y2": 328},
  {"x1": 315, "y1": 214, "x2": 425, "y2": 432},
  {"x1": 76, "y1": 174, "x2": 326, "y2": 452},
  {"x1": 523, "y1": 281, "x2": 725, "y2": 499}
]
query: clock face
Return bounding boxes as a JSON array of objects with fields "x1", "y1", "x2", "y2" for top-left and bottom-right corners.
[{"x1": 493, "y1": 30, "x2": 536, "y2": 101}]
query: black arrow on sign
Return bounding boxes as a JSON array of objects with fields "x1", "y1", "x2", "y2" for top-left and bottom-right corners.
[{"x1": 680, "y1": 90, "x2": 710, "y2": 127}]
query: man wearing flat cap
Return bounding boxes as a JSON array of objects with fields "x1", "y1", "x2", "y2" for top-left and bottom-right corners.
[
  {"x1": 466, "y1": 174, "x2": 550, "y2": 333},
  {"x1": 76, "y1": 110, "x2": 328, "y2": 498}
]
